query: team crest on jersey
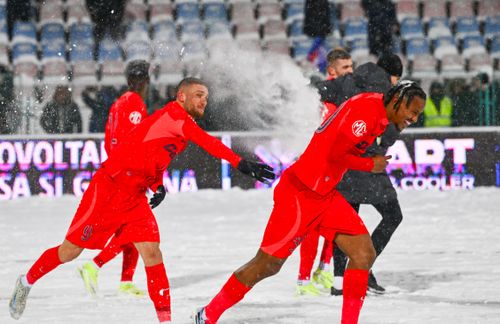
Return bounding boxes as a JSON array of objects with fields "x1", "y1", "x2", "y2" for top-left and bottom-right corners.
[
  {"x1": 129, "y1": 111, "x2": 142, "y2": 124},
  {"x1": 351, "y1": 120, "x2": 367, "y2": 137}
]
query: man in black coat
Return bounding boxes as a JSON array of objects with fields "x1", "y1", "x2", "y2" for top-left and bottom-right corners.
[{"x1": 317, "y1": 53, "x2": 404, "y2": 295}]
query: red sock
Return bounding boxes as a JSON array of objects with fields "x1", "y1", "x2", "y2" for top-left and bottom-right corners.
[
  {"x1": 26, "y1": 246, "x2": 62, "y2": 285},
  {"x1": 121, "y1": 243, "x2": 139, "y2": 282},
  {"x1": 320, "y1": 239, "x2": 333, "y2": 265},
  {"x1": 341, "y1": 269, "x2": 369, "y2": 324},
  {"x1": 145, "y1": 263, "x2": 171, "y2": 322},
  {"x1": 298, "y1": 230, "x2": 320, "y2": 281},
  {"x1": 204, "y1": 274, "x2": 251, "y2": 323},
  {"x1": 93, "y1": 235, "x2": 123, "y2": 268}
]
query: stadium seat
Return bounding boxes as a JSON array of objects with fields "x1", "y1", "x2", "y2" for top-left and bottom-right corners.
[
  {"x1": 0, "y1": 43, "x2": 8, "y2": 66},
  {"x1": 41, "y1": 42, "x2": 66, "y2": 63},
  {"x1": 340, "y1": 1, "x2": 364, "y2": 23},
  {"x1": 39, "y1": 2, "x2": 64, "y2": 25},
  {"x1": 0, "y1": 4, "x2": 5, "y2": 21},
  {"x1": 124, "y1": 0, "x2": 147, "y2": 21},
  {"x1": 455, "y1": 17, "x2": 480, "y2": 40},
  {"x1": 449, "y1": 0, "x2": 474, "y2": 20},
  {"x1": 0, "y1": 19, "x2": 7, "y2": 45},
  {"x1": 66, "y1": 4, "x2": 91, "y2": 26},
  {"x1": 152, "y1": 20, "x2": 178, "y2": 43},
  {"x1": 176, "y1": 3, "x2": 201, "y2": 24},
  {"x1": 233, "y1": 20, "x2": 260, "y2": 40},
  {"x1": 284, "y1": 3, "x2": 304, "y2": 24},
  {"x1": 491, "y1": 36, "x2": 500, "y2": 59},
  {"x1": 427, "y1": 17, "x2": 452, "y2": 40},
  {"x1": 149, "y1": 2, "x2": 174, "y2": 24},
  {"x1": 264, "y1": 39, "x2": 289, "y2": 56},
  {"x1": 181, "y1": 41, "x2": 207, "y2": 74},
  {"x1": 203, "y1": 3, "x2": 228, "y2": 23},
  {"x1": 262, "y1": 19, "x2": 287, "y2": 41},
  {"x1": 343, "y1": 18, "x2": 368, "y2": 41},
  {"x1": 396, "y1": 0, "x2": 419, "y2": 22},
  {"x1": 12, "y1": 43, "x2": 38, "y2": 64},
  {"x1": 411, "y1": 54, "x2": 438, "y2": 79},
  {"x1": 40, "y1": 23, "x2": 65, "y2": 46},
  {"x1": 231, "y1": 2, "x2": 255, "y2": 25},
  {"x1": 440, "y1": 54, "x2": 467, "y2": 78},
  {"x1": 461, "y1": 35, "x2": 487, "y2": 58},
  {"x1": 406, "y1": 37, "x2": 430, "y2": 58},
  {"x1": 180, "y1": 20, "x2": 205, "y2": 43},
  {"x1": 257, "y1": 2, "x2": 282, "y2": 24},
  {"x1": 12, "y1": 21, "x2": 37, "y2": 45},
  {"x1": 468, "y1": 53, "x2": 493, "y2": 77},
  {"x1": 348, "y1": 37, "x2": 369, "y2": 60},
  {"x1": 288, "y1": 19, "x2": 306, "y2": 41},
  {"x1": 69, "y1": 43, "x2": 93, "y2": 62},
  {"x1": 206, "y1": 21, "x2": 232, "y2": 43},
  {"x1": 235, "y1": 39, "x2": 261, "y2": 53},
  {"x1": 124, "y1": 27, "x2": 150, "y2": 49},
  {"x1": 125, "y1": 40, "x2": 152, "y2": 62},
  {"x1": 69, "y1": 23, "x2": 94, "y2": 47},
  {"x1": 422, "y1": 0, "x2": 447, "y2": 22},
  {"x1": 98, "y1": 38, "x2": 123, "y2": 63},
  {"x1": 478, "y1": 0, "x2": 500, "y2": 21},
  {"x1": 42, "y1": 60, "x2": 69, "y2": 85},
  {"x1": 12, "y1": 42, "x2": 39, "y2": 87},
  {"x1": 432, "y1": 36, "x2": 458, "y2": 59},
  {"x1": 292, "y1": 38, "x2": 313, "y2": 62},
  {"x1": 484, "y1": 16, "x2": 500, "y2": 40},
  {"x1": 399, "y1": 17, "x2": 424, "y2": 40}
]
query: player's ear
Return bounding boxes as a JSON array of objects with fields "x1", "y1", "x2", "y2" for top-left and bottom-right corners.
[{"x1": 178, "y1": 91, "x2": 185, "y2": 102}]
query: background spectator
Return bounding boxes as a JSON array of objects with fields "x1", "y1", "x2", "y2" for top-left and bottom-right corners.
[
  {"x1": 303, "y1": 0, "x2": 332, "y2": 73},
  {"x1": 419, "y1": 81, "x2": 453, "y2": 127},
  {"x1": 0, "y1": 64, "x2": 20, "y2": 134},
  {"x1": 362, "y1": 0, "x2": 398, "y2": 56},
  {"x1": 86, "y1": 0, "x2": 126, "y2": 41},
  {"x1": 6, "y1": 0, "x2": 34, "y2": 36},
  {"x1": 82, "y1": 85, "x2": 119, "y2": 133},
  {"x1": 449, "y1": 78, "x2": 479, "y2": 126},
  {"x1": 470, "y1": 73, "x2": 498, "y2": 126},
  {"x1": 40, "y1": 85, "x2": 82, "y2": 134}
]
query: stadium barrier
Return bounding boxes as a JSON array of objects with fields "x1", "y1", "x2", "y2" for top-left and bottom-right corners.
[{"x1": 1, "y1": 127, "x2": 499, "y2": 200}]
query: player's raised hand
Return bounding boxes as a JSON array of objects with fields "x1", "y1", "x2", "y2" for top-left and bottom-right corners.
[
  {"x1": 237, "y1": 160, "x2": 276, "y2": 184},
  {"x1": 149, "y1": 185, "x2": 166, "y2": 209},
  {"x1": 371, "y1": 155, "x2": 392, "y2": 173}
]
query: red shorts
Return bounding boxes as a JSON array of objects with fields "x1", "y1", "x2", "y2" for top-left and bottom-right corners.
[
  {"x1": 260, "y1": 170, "x2": 368, "y2": 259},
  {"x1": 65, "y1": 169, "x2": 160, "y2": 249}
]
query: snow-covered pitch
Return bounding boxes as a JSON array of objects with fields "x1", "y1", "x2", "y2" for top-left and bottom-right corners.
[{"x1": 1, "y1": 187, "x2": 499, "y2": 323}]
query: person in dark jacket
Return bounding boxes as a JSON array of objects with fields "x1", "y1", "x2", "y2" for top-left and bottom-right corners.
[
  {"x1": 318, "y1": 53, "x2": 405, "y2": 295},
  {"x1": 303, "y1": 0, "x2": 332, "y2": 73},
  {"x1": 40, "y1": 85, "x2": 82, "y2": 134},
  {"x1": 362, "y1": 0, "x2": 399, "y2": 56},
  {"x1": 82, "y1": 85, "x2": 119, "y2": 133}
]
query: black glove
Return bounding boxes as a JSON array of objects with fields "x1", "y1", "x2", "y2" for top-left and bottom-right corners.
[
  {"x1": 149, "y1": 185, "x2": 166, "y2": 209},
  {"x1": 237, "y1": 160, "x2": 276, "y2": 184}
]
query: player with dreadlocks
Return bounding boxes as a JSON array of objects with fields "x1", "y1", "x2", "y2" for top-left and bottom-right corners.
[{"x1": 193, "y1": 80, "x2": 426, "y2": 324}]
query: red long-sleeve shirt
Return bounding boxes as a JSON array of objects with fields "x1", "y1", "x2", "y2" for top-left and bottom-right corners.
[
  {"x1": 104, "y1": 91, "x2": 148, "y2": 155},
  {"x1": 289, "y1": 92, "x2": 389, "y2": 196},
  {"x1": 102, "y1": 101, "x2": 242, "y2": 194}
]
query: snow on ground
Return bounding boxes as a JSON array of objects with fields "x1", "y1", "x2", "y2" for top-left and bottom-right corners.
[{"x1": 1, "y1": 187, "x2": 500, "y2": 324}]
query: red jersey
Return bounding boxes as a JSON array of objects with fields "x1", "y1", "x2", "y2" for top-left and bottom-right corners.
[
  {"x1": 289, "y1": 93, "x2": 388, "y2": 196},
  {"x1": 102, "y1": 101, "x2": 242, "y2": 194},
  {"x1": 104, "y1": 91, "x2": 148, "y2": 154}
]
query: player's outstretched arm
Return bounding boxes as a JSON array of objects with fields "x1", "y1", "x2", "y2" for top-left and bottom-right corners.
[{"x1": 237, "y1": 160, "x2": 276, "y2": 184}]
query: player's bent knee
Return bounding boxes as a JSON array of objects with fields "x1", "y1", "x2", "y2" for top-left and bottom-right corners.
[{"x1": 58, "y1": 241, "x2": 83, "y2": 263}]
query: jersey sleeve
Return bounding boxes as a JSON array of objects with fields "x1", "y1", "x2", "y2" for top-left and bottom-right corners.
[{"x1": 183, "y1": 118, "x2": 242, "y2": 168}]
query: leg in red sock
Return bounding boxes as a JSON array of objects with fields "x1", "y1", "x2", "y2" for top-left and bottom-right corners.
[
  {"x1": 204, "y1": 274, "x2": 251, "y2": 323},
  {"x1": 298, "y1": 229, "x2": 320, "y2": 281},
  {"x1": 93, "y1": 235, "x2": 124, "y2": 268},
  {"x1": 145, "y1": 263, "x2": 171, "y2": 322},
  {"x1": 26, "y1": 246, "x2": 62, "y2": 285},
  {"x1": 121, "y1": 243, "x2": 139, "y2": 282},
  {"x1": 341, "y1": 269, "x2": 369, "y2": 324}
]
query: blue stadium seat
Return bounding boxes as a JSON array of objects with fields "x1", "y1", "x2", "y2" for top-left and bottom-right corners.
[
  {"x1": 126, "y1": 20, "x2": 149, "y2": 34},
  {"x1": 455, "y1": 17, "x2": 480, "y2": 40},
  {"x1": 152, "y1": 20, "x2": 177, "y2": 42},
  {"x1": 125, "y1": 40, "x2": 152, "y2": 62},
  {"x1": 343, "y1": 18, "x2": 367, "y2": 41},
  {"x1": 206, "y1": 21, "x2": 232, "y2": 42},
  {"x1": 491, "y1": 35, "x2": 500, "y2": 59},
  {"x1": 69, "y1": 43, "x2": 93, "y2": 62},
  {"x1": 98, "y1": 38, "x2": 123, "y2": 62},
  {"x1": 285, "y1": 3, "x2": 304, "y2": 24},
  {"x1": 181, "y1": 41, "x2": 207, "y2": 65},
  {"x1": 203, "y1": 3, "x2": 228, "y2": 23},
  {"x1": 292, "y1": 38, "x2": 313, "y2": 62},
  {"x1": 432, "y1": 36, "x2": 458, "y2": 59},
  {"x1": 348, "y1": 37, "x2": 369, "y2": 59},
  {"x1": 0, "y1": 19, "x2": 7, "y2": 45},
  {"x1": 176, "y1": 3, "x2": 200, "y2": 24},
  {"x1": 180, "y1": 20, "x2": 205, "y2": 42},
  {"x1": 406, "y1": 37, "x2": 430, "y2": 58},
  {"x1": 41, "y1": 42, "x2": 66, "y2": 62},
  {"x1": 12, "y1": 42, "x2": 38, "y2": 63},
  {"x1": 400, "y1": 17, "x2": 424, "y2": 40},
  {"x1": 484, "y1": 16, "x2": 500, "y2": 40},
  {"x1": 0, "y1": 5, "x2": 6, "y2": 21},
  {"x1": 40, "y1": 23, "x2": 65, "y2": 46},
  {"x1": 288, "y1": 19, "x2": 306, "y2": 41},
  {"x1": 427, "y1": 17, "x2": 452, "y2": 40},
  {"x1": 12, "y1": 21, "x2": 37, "y2": 45},
  {"x1": 69, "y1": 23, "x2": 94, "y2": 47},
  {"x1": 462, "y1": 35, "x2": 486, "y2": 58}
]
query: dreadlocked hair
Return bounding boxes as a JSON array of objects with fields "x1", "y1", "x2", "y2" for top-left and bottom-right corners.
[{"x1": 384, "y1": 80, "x2": 427, "y2": 111}]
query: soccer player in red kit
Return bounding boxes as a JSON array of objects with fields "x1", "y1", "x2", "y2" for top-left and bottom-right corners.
[
  {"x1": 9, "y1": 77, "x2": 275, "y2": 323},
  {"x1": 193, "y1": 81, "x2": 426, "y2": 324},
  {"x1": 297, "y1": 48, "x2": 354, "y2": 296},
  {"x1": 77, "y1": 60, "x2": 150, "y2": 297}
]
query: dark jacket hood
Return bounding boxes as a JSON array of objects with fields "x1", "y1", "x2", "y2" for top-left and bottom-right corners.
[{"x1": 353, "y1": 62, "x2": 392, "y2": 93}]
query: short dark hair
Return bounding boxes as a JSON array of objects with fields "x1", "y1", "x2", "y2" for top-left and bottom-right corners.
[
  {"x1": 377, "y1": 53, "x2": 403, "y2": 77},
  {"x1": 384, "y1": 80, "x2": 427, "y2": 110},
  {"x1": 176, "y1": 77, "x2": 208, "y2": 92},
  {"x1": 125, "y1": 60, "x2": 150, "y2": 91},
  {"x1": 326, "y1": 48, "x2": 351, "y2": 66}
]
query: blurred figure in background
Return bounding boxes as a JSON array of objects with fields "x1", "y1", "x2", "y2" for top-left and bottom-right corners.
[
  {"x1": 470, "y1": 73, "x2": 498, "y2": 126},
  {"x1": 449, "y1": 78, "x2": 478, "y2": 127},
  {"x1": 362, "y1": 0, "x2": 399, "y2": 56},
  {"x1": 420, "y1": 81, "x2": 453, "y2": 128},
  {"x1": 304, "y1": 0, "x2": 332, "y2": 73},
  {"x1": 86, "y1": 0, "x2": 126, "y2": 41},
  {"x1": 0, "y1": 64, "x2": 20, "y2": 134},
  {"x1": 82, "y1": 85, "x2": 119, "y2": 133},
  {"x1": 40, "y1": 85, "x2": 82, "y2": 134}
]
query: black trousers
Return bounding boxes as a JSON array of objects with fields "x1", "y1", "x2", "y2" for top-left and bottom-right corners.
[{"x1": 333, "y1": 199, "x2": 403, "y2": 277}]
